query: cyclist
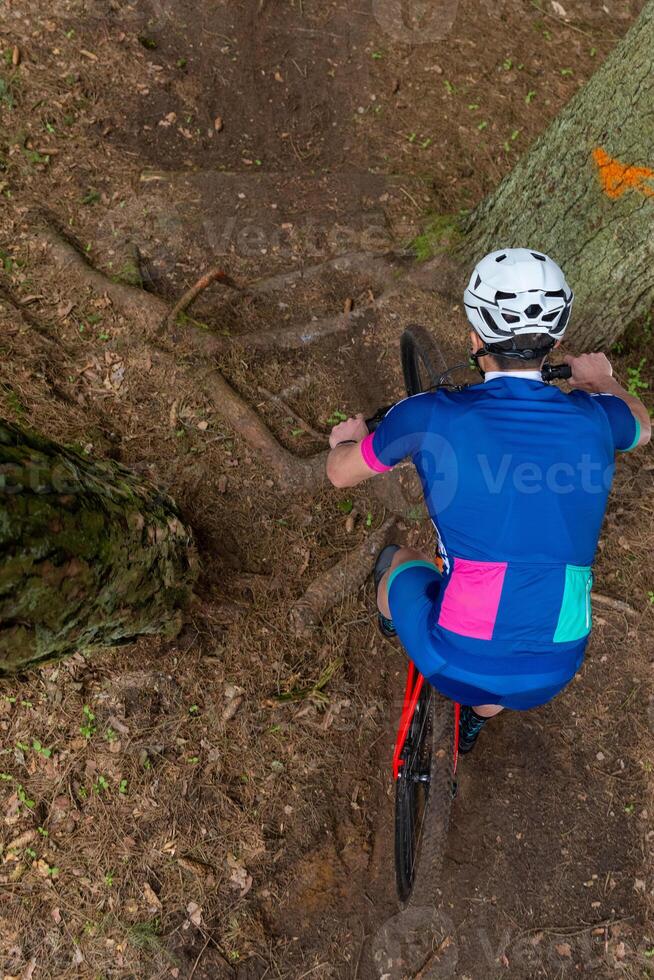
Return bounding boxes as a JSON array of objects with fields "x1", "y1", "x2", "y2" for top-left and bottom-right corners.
[{"x1": 326, "y1": 248, "x2": 650, "y2": 754}]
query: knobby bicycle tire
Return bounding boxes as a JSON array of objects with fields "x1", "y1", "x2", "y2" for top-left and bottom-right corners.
[
  {"x1": 394, "y1": 685, "x2": 455, "y2": 907},
  {"x1": 400, "y1": 324, "x2": 448, "y2": 398}
]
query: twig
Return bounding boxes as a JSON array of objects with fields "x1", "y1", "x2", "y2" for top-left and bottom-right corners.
[
  {"x1": 257, "y1": 385, "x2": 327, "y2": 441},
  {"x1": 400, "y1": 186, "x2": 421, "y2": 210},
  {"x1": 188, "y1": 937, "x2": 211, "y2": 980},
  {"x1": 529, "y1": 0, "x2": 595, "y2": 38},
  {"x1": 159, "y1": 267, "x2": 241, "y2": 336}
]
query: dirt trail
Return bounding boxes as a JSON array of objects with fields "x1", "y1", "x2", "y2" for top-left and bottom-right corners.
[{"x1": 0, "y1": 0, "x2": 652, "y2": 978}]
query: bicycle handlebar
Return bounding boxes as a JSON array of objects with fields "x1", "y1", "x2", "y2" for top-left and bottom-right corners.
[
  {"x1": 365, "y1": 363, "x2": 572, "y2": 432},
  {"x1": 541, "y1": 362, "x2": 572, "y2": 382}
]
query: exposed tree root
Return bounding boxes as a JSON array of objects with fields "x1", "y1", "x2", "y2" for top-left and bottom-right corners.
[
  {"x1": 248, "y1": 250, "x2": 410, "y2": 295},
  {"x1": 33, "y1": 228, "x2": 449, "y2": 501},
  {"x1": 289, "y1": 517, "x2": 396, "y2": 634},
  {"x1": 592, "y1": 593, "x2": 637, "y2": 618},
  {"x1": 159, "y1": 267, "x2": 241, "y2": 337},
  {"x1": 257, "y1": 385, "x2": 327, "y2": 441},
  {"x1": 38, "y1": 227, "x2": 168, "y2": 332},
  {"x1": 197, "y1": 366, "x2": 328, "y2": 492},
  {"x1": 0, "y1": 281, "x2": 58, "y2": 341}
]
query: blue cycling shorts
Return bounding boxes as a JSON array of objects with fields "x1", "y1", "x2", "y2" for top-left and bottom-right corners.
[{"x1": 387, "y1": 560, "x2": 584, "y2": 710}]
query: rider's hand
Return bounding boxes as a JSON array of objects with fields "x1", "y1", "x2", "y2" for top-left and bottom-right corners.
[
  {"x1": 329, "y1": 414, "x2": 369, "y2": 449},
  {"x1": 564, "y1": 352, "x2": 614, "y2": 393}
]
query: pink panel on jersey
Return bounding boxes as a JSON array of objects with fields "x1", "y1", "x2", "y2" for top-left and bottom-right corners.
[
  {"x1": 437, "y1": 557, "x2": 507, "y2": 641},
  {"x1": 360, "y1": 433, "x2": 393, "y2": 473}
]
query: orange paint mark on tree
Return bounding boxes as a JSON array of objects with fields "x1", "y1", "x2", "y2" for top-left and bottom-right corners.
[{"x1": 593, "y1": 147, "x2": 654, "y2": 200}]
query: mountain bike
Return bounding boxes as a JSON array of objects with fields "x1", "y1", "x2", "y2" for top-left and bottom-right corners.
[{"x1": 367, "y1": 324, "x2": 572, "y2": 908}]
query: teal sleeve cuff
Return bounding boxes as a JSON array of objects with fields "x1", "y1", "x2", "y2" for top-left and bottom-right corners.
[{"x1": 620, "y1": 416, "x2": 641, "y2": 452}]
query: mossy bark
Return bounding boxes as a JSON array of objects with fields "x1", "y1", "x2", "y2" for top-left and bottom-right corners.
[
  {"x1": 460, "y1": 2, "x2": 654, "y2": 350},
  {"x1": 0, "y1": 420, "x2": 197, "y2": 674}
]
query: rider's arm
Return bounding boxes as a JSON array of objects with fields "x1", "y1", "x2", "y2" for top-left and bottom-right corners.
[
  {"x1": 565, "y1": 353, "x2": 651, "y2": 449},
  {"x1": 326, "y1": 395, "x2": 434, "y2": 489}
]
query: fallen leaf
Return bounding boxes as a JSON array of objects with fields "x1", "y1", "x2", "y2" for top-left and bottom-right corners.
[
  {"x1": 551, "y1": 0, "x2": 568, "y2": 17},
  {"x1": 12, "y1": 46, "x2": 20, "y2": 67},
  {"x1": 51, "y1": 907, "x2": 61, "y2": 924},
  {"x1": 177, "y1": 856, "x2": 213, "y2": 878},
  {"x1": 6, "y1": 829, "x2": 36, "y2": 853},
  {"x1": 186, "y1": 901, "x2": 202, "y2": 927},
  {"x1": 555, "y1": 942, "x2": 572, "y2": 958},
  {"x1": 142, "y1": 882, "x2": 162, "y2": 910},
  {"x1": 159, "y1": 112, "x2": 177, "y2": 128},
  {"x1": 226, "y1": 853, "x2": 253, "y2": 897},
  {"x1": 214, "y1": 116, "x2": 224, "y2": 132},
  {"x1": 20, "y1": 956, "x2": 36, "y2": 980}
]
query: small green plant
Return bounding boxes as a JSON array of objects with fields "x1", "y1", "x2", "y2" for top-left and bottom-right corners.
[
  {"x1": 176, "y1": 57, "x2": 187, "y2": 69},
  {"x1": 25, "y1": 846, "x2": 37, "y2": 860},
  {"x1": 371, "y1": 51, "x2": 383, "y2": 60},
  {"x1": 443, "y1": 80, "x2": 456, "y2": 95},
  {"x1": 647, "y1": 591, "x2": 654, "y2": 605},
  {"x1": 365, "y1": 511, "x2": 373, "y2": 528},
  {"x1": 37, "y1": 826, "x2": 49, "y2": 837},
  {"x1": 560, "y1": 67, "x2": 573, "y2": 76},
  {"x1": 525, "y1": 90, "x2": 536, "y2": 104},
  {"x1": 16, "y1": 784, "x2": 35, "y2": 809},
  {"x1": 337, "y1": 499, "x2": 353, "y2": 514},
  {"x1": 104, "y1": 870, "x2": 115, "y2": 886},
  {"x1": 477, "y1": 120, "x2": 488, "y2": 131},
  {"x1": 32, "y1": 738, "x2": 52, "y2": 759},
  {"x1": 0, "y1": 772, "x2": 13, "y2": 782},
  {"x1": 590, "y1": 46, "x2": 597, "y2": 57},
  {"x1": 624, "y1": 802, "x2": 635, "y2": 814},
  {"x1": 26, "y1": 149, "x2": 50, "y2": 165},
  {"x1": 104, "y1": 727, "x2": 117, "y2": 743},
  {"x1": 80, "y1": 704, "x2": 96, "y2": 739},
  {"x1": 138, "y1": 36, "x2": 158, "y2": 49},
  {"x1": 327, "y1": 410, "x2": 348, "y2": 425},
  {"x1": 627, "y1": 358, "x2": 648, "y2": 397},
  {"x1": 128, "y1": 918, "x2": 163, "y2": 952},
  {"x1": 0, "y1": 78, "x2": 15, "y2": 109},
  {"x1": 119, "y1": 779, "x2": 128, "y2": 795},
  {"x1": 82, "y1": 189, "x2": 100, "y2": 205},
  {"x1": 502, "y1": 58, "x2": 513, "y2": 70},
  {"x1": 188, "y1": 704, "x2": 200, "y2": 716},
  {"x1": 468, "y1": 102, "x2": 480, "y2": 110}
]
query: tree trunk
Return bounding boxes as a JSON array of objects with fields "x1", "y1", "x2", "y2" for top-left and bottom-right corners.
[
  {"x1": 460, "y1": 2, "x2": 654, "y2": 350},
  {"x1": 0, "y1": 421, "x2": 197, "y2": 674}
]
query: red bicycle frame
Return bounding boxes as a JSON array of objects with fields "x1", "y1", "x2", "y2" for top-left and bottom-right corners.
[{"x1": 392, "y1": 661, "x2": 460, "y2": 780}]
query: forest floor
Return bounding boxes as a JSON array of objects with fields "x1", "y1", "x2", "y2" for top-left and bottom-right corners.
[{"x1": 0, "y1": 0, "x2": 653, "y2": 978}]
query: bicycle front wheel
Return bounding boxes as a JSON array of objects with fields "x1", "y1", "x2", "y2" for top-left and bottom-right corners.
[
  {"x1": 394, "y1": 683, "x2": 455, "y2": 907},
  {"x1": 400, "y1": 324, "x2": 448, "y2": 397}
]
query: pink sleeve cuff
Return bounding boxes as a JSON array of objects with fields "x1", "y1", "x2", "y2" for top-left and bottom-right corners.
[{"x1": 360, "y1": 433, "x2": 393, "y2": 473}]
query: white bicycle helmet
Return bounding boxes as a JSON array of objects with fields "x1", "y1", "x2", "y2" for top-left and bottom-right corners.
[{"x1": 463, "y1": 248, "x2": 573, "y2": 347}]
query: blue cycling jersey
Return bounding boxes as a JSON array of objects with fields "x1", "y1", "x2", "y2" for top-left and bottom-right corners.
[{"x1": 360, "y1": 376, "x2": 639, "y2": 708}]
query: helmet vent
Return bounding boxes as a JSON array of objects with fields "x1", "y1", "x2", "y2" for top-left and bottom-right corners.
[
  {"x1": 542, "y1": 311, "x2": 559, "y2": 322},
  {"x1": 495, "y1": 290, "x2": 516, "y2": 301},
  {"x1": 481, "y1": 308, "x2": 498, "y2": 330},
  {"x1": 525, "y1": 304, "x2": 542, "y2": 318},
  {"x1": 545, "y1": 289, "x2": 566, "y2": 298},
  {"x1": 502, "y1": 313, "x2": 520, "y2": 324},
  {"x1": 474, "y1": 274, "x2": 482, "y2": 288},
  {"x1": 531, "y1": 252, "x2": 546, "y2": 261},
  {"x1": 495, "y1": 254, "x2": 507, "y2": 262}
]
